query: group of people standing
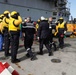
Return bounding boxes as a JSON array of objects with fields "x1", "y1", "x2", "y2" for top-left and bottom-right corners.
[
  {"x1": 0, "y1": 10, "x2": 67, "y2": 63},
  {"x1": 22, "y1": 16, "x2": 67, "y2": 61}
]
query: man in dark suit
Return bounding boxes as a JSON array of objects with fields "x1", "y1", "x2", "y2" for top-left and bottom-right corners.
[{"x1": 37, "y1": 16, "x2": 53, "y2": 56}]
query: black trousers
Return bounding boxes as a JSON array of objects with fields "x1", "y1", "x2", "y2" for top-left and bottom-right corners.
[
  {"x1": 39, "y1": 38, "x2": 51, "y2": 53},
  {"x1": 58, "y1": 37, "x2": 64, "y2": 48},
  {"x1": 50, "y1": 42, "x2": 56, "y2": 50},
  {"x1": 24, "y1": 37, "x2": 33, "y2": 49},
  {"x1": 49, "y1": 35, "x2": 56, "y2": 50},
  {"x1": 10, "y1": 31, "x2": 20, "y2": 61},
  {"x1": 24, "y1": 36, "x2": 34, "y2": 57},
  {"x1": 4, "y1": 31, "x2": 10, "y2": 56}
]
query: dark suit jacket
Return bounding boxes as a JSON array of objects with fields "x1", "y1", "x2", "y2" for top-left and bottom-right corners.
[{"x1": 38, "y1": 20, "x2": 50, "y2": 39}]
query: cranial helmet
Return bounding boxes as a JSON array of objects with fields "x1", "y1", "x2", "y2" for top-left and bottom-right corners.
[
  {"x1": 59, "y1": 17, "x2": 63, "y2": 20},
  {"x1": 0, "y1": 14, "x2": 4, "y2": 18},
  {"x1": 4, "y1": 10, "x2": 10, "y2": 18},
  {"x1": 4, "y1": 10, "x2": 10, "y2": 14},
  {"x1": 10, "y1": 11, "x2": 20, "y2": 19},
  {"x1": 37, "y1": 19, "x2": 40, "y2": 22},
  {"x1": 10, "y1": 11, "x2": 17, "y2": 16},
  {"x1": 41, "y1": 16, "x2": 45, "y2": 20},
  {"x1": 59, "y1": 17, "x2": 64, "y2": 23},
  {"x1": 0, "y1": 14, "x2": 4, "y2": 20}
]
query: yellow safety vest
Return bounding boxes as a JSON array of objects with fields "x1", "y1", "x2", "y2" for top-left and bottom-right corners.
[
  {"x1": 3, "y1": 17, "x2": 9, "y2": 28},
  {"x1": 0, "y1": 22, "x2": 3, "y2": 32},
  {"x1": 58, "y1": 22, "x2": 65, "y2": 28},
  {"x1": 0, "y1": 19, "x2": 4, "y2": 33},
  {"x1": 36, "y1": 23, "x2": 39, "y2": 31},
  {"x1": 54, "y1": 22, "x2": 65, "y2": 36},
  {"x1": 9, "y1": 18, "x2": 20, "y2": 31}
]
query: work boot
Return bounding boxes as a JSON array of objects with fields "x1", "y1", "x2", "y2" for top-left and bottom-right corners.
[
  {"x1": 37, "y1": 51, "x2": 43, "y2": 55},
  {"x1": 59, "y1": 45, "x2": 63, "y2": 49},
  {"x1": 11, "y1": 59, "x2": 20, "y2": 63},
  {"x1": 5, "y1": 53, "x2": 11, "y2": 57},
  {"x1": 31, "y1": 53, "x2": 37, "y2": 61},
  {"x1": 60, "y1": 46, "x2": 63, "y2": 49},
  {"x1": 26, "y1": 53, "x2": 30, "y2": 57},
  {"x1": 48, "y1": 52, "x2": 53, "y2": 56},
  {"x1": 54, "y1": 47, "x2": 57, "y2": 51}
]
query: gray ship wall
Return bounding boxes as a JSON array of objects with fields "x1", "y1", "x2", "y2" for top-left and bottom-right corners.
[{"x1": 0, "y1": 0, "x2": 69, "y2": 21}]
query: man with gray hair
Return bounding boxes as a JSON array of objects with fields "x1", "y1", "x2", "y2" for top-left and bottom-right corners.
[{"x1": 22, "y1": 17, "x2": 37, "y2": 60}]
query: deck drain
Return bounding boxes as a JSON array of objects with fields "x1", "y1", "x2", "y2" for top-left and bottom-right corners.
[{"x1": 51, "y1": 59, "x2": 61, "y2": 63}]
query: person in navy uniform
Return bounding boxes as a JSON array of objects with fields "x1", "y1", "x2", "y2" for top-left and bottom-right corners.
[
  {"x1": 48, "y1": 17, "x2": 57, "y2": 51},
  {"x1": 3, "y1": 10, "x2": 10, "y2": 57},
  {"x1": 55, "y1": 17, "x2": 67, "y2": 49},
  {"x1": 37, "y1": 16, "x2": 53, "y2": 56},
  {"x1": 9, "y1": 11, "x2": 22, "y2": 63},
  {"x1": 22, "y1": 17, "x2": 37, "y2": 60}
]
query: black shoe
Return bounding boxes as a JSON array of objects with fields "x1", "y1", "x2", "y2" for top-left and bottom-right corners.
[
  {"x1": 37, "y1": 51, "x2": 43, "y2": 55},
  {"x1": 54, "y1": 48, "x2": 57, "y2": 51},
  {"x1": 26, "y1": 53, "x2": 30, "y2": 57},
  {"x1": 49, "y1": 52, "x2": 53, "y2": 56},
  {"x1": 11, "y1": 59, "x2": 20, "y2": 63},
  {"x1": 31, "y1": 54, "x2": 37, "y2": 61},
  {"x1": 59, "y1": 45, "x2": 64, "y2": 49},
  {"x1": 60, "y1": 46, "x2": 63, "y2": 49}
]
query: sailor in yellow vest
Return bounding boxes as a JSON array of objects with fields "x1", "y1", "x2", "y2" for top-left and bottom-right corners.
[
  {"x1": 0, "y1": 14, "x2": 4, "y2": 50},
  {"x1": 0, "y1": 14, "x2": 4, "y2": 33},
  {"x1": 2, "y1": 10, "x2": 10, "y2": 57},
  {"x1": 55, "y1": 17, "x2": 67, "y2": 49},
  {"x1": 36, "y1": 19, "x2": 41, "y2": 32},
  {"x1": 9, "y1": 11, "x2": 22, "y2": 63}
]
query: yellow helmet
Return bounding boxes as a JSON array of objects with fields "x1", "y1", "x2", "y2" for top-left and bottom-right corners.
[
  {"x1": 37, "y1": 19, "x2": 40, "y2": 22},
  {"x1": 59, "y1": 17, "x2": 63, "y2": 20},
  {"x1": 0, "y1": 14, "x2": 4, "y2": 18},
  {"x1": 10, "y1": 11, "x2": 17, "y2": 16},
  {"x1": 4, "y1": 10, "x2": 10, "y2": 14},
  {"x1": 45, "y1": 18, "x2": 48, "y2": 20},
  {"x1": 0, "y1": 14, "x2": 4, "y2": 20}
]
